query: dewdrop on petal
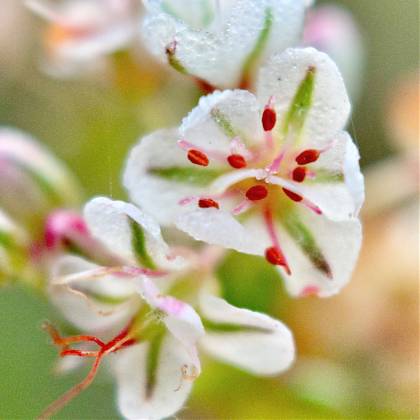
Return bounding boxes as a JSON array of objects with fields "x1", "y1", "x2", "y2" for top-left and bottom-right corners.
[{"x1": 141, "y1": 0, "x2": 308, "y2": 89}]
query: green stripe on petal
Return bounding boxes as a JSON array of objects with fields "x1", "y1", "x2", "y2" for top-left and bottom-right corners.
[
  {"x1": 145, "y1": 330, "x2": 165, "y2": 398},
  {"x1": 282, "y1": 211, "x2": 331, "y2": 277},
  {"x1": 210, "y1": 108, "x2": 237, "y2": 138},
  {"x1": 150, "y1": 166, "x2": 226, "y2": 186},
  {"x1": 165, "y1": 43, "x2": 189, "y2": 75},
  {"x1": 306, "y1": 170, "x2": 345, "y2": 184},
  {"x1": 240, "y1": 8, "x2": 273, "y2": 86},
  {"x1": 202, "y1": 318, "x2": 272, "y2": 334},
  {"x1": 129, "y1": 219, "x2": 157, "y2": 269},
  {"x1": 282, "y1": 66, "x2": 316, "y2": 139},
  {"x1": 10, "y1": 157, "x2": 63, "y2": 206}
]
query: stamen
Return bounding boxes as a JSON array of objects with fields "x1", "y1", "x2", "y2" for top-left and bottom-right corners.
[
  {"x1": 39, "y1": 323, "x2": 135, "y2": 419},
  {"x1": 262, "y1": 108, "x2": 277, "y2": 132},
  {"x1": 265, "y1": 246, "x2": 290, "y2": 274},
  {"x1": 187, "y1": 149, "x2": 209, "y2": 166},
  {"x1": 292, "y1": 166, "x2": 307, "y2": 182},
  {"x1": 282, "y1": 188, "x2": 323, "y2": 215},
  {"x1": 198, "y1": 198, "x2": 220, "y2": 209},
  {"x1": 227, "y1": 154, "x2": 247, "y2": 169},
  {"x1": 265, "y1": 146, "x2": 288, "y2": 174},
  {"x1": 282, "y1": 188, "x2": 303, "y2": 202},
  {"x1": 263, "y1": 207, "x2": 291, "y2": 274},
  {"x1": 232, "y1": 199, "x2": 253, "y2": 215},
  {"x1": 296, "y1": 149, "x2": 320, "y2": 165},
  {"x1": 246, "y1": 185, "x2": 268, "y2": 201}
]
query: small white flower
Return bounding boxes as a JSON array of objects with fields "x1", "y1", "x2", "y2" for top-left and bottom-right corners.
[
  {"x1": 124, "y1": 47, "x2": 364, "y2": 298},
  {"x1": 0, "y1": 127, "x2": 81, "y2": 230},
  {"x1": 26, "y1": 0, "x2": 140, "y2": 77},
  {"x1": 141, "y1": 0, "x2": 308, "y2": 88},
  {"x1": 303, "y1": 4, "x2": 365, "y2": 100},
  {"x1": 45, "y1": 196, "x2": 294, "y2": 419}
]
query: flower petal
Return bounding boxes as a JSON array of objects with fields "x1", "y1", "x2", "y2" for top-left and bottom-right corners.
[
  {"x1": 0, "y1": 127, "x2": 81, "y2": 225},
  {"x1": 176, "y1": 208, "x2": 265, "y2": 255},
  {"x1": 269, "y1": 133, "x2": 364, "y2": 221},
  {"x1": 124, "y1": 128, "x2": 220, "y2": 226},
  {"x1": 199, "y1": 294, "x2": 295, "y2": 375},
  {"x1": 278, "y1": 208, "x2": 362, "y2": 297},
  {"x1": 142, "y1": 0, "x2": 306, "y2": 88},
  {"x1": 136, "y1": 277, "x2": 204, "y2": 357},
  {"x1": 49, "y1": 255, "x2": 139, "y2": 334},
  {"x1": 257, "y1": 47, "x2": 350, "y2": 149},
  {"x1": 112, "y1": 335, "x2": 198, "y2": 420},
  {"x1": 181, "y1": 90, "x2": 262, "y2": 152},
  {"x1": 84, "y1": 196, "x2": 185, "y2": 270}
]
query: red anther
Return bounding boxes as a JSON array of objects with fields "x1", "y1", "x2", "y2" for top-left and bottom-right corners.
[
  {"x1": 282, "y1": 188, "x2": 303, "y2": 202},
  {"x1": 198, "y1": 198, "x2": 220, "y2": 209},
  {"x1": 227, "y1": 154, "x2": 247, "y2": 169},
  {"x1": 296, "y1": 149, "x2": 320, "y2": 165},
  {"x1": 262, "y1": 107, "x2": 277, "y2": 131},
  {"x1": 292, "y1": 166, "x2": 307, "y2": 182},
  {"x1": 246, "y1": 185, "x2": 268, "y2": 201},
  {"x1": 265, "y1": 246, "x2": 291, "y2": 274},
  {"x1": 187, "y1": 149, "x2": 209, "y2": 166}
]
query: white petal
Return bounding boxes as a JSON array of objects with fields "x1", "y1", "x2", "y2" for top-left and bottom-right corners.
[
  {"x1": 277, "y1": 209, "x2": 362, "y2": 298},
  {"x1": 112, "y1": 335, "x2": 198, "y2": 420},
  {"x1": 268, "y1": 132, "x2": 364, "y2": 221},
  {"x1": 343, "y1": 134, "x2": 365, "y2": 215},
  {"x1": 176, "y1": 208, "x2": 264, "y2": 255},
  {"x1": 49, "y1": 255, "x2": 139, "y2": 334},
  {"x1": 0, "y1": 127, "x2": 81, "y2": 222},
  {"x1": 136, "y1": 277, "x2": 204, "y2": 354},
  {"x1": 123, "y1": 128, "x2": 209, "y2": 226},
  {"x1": 257, "y1": 47, "x2": 350, "y2": 149},
  {"x1": 84, "y1": 196, "x2": 185, "y2": 270},
  {"x1": 181, "y1": 90, "x2": 262, "y2": 152},
  {"x1": 142, "y1": 0, "x2": 306, "y2": 88},
  {"x1": 199, "y1": 294, "x2": 295, "y2": 375}
]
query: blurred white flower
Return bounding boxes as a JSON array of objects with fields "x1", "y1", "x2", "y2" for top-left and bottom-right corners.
[
  {"x1": 0, "y1": 127, "x2": 82, "y2": 233},
  {"x1": 26, "y1": 0, "x2": 140, "y2": 77},
  {"x1": 303, "y1": 4, "x2": 365, "y2": 101},
  {"x1": 124, "y1": 47, "x2": 364, "y2": 298},
  {"x1": 44, "y1": 196, "x2": 294, "y2": 419},
  {"x1": 141, "y1": 0, "x2": 308, "y2": 88}
]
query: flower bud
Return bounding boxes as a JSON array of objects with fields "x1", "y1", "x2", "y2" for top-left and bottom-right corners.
[{"x1": 0, "y1": 127, "x2": 82, "y2": 235}]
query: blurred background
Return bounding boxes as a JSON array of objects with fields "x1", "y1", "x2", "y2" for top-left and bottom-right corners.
[{"x1": 0, "y1": 0, "x2": 418, "y2": 418}]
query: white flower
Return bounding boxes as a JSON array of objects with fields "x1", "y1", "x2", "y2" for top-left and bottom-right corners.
[
  {"x1": 124, "y1": 47, "x2": 364, "y2": 298},
  {"x1": 26, "y1": 0, "x2": 139, "y2": 77},
  {"x1": 303, "y1": 4, "x2": 365, "y2": 100},
  {"x1": 141, "y1": 0, "x2": 308, "y2": 88},
  {"x1": 45, "y1": 196, "x2": 294, "y2": 419},
  {"x1": 0, "y1": 127, "x2": 81, "y2": 231}
]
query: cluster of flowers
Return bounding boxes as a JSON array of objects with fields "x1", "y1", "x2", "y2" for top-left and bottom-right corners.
[{"x1": 1, "y1": 1, "x2": 364, "y2": 419}]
